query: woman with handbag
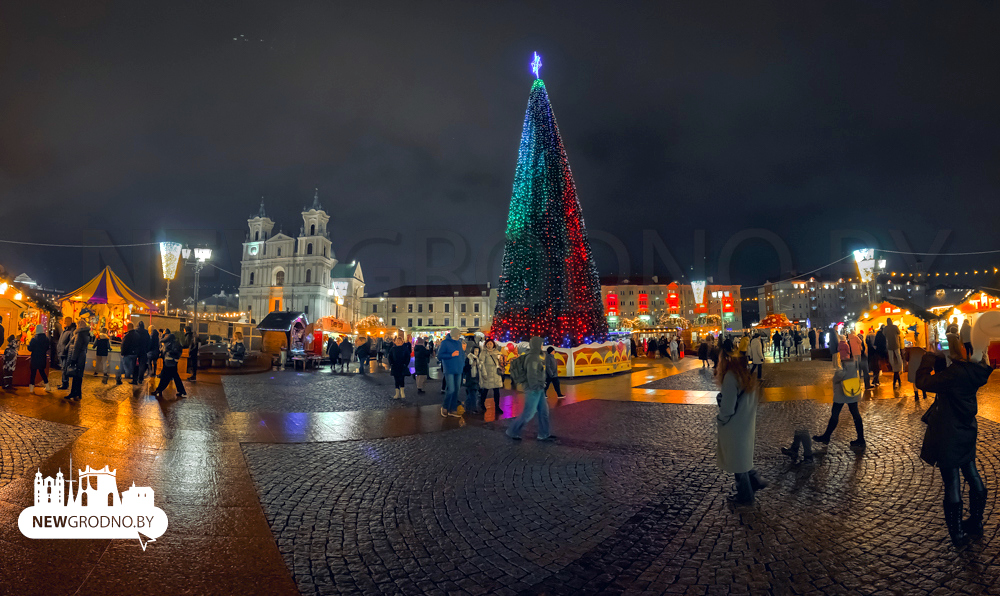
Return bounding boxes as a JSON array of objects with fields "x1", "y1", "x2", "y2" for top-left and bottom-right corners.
[
  {"x1": 715, "y1": 338, "x2": 764, "y2": 506},
  {"x1": 916, "y1": 332, "x2": 992, "y2": 549},
  {"x1": 813, "y1": 357, "x2": 865, "y2": 449},
  {"x1": 479, "y1": 339, "x2": 504, "y2": 415}
]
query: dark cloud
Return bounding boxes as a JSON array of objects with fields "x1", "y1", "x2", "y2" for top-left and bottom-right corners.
[{"x1": 1, "y1": 1, "x2": 998, "y2": 294}]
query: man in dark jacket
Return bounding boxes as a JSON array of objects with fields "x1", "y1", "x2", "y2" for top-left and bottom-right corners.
[
  {"x1": 120, "y1": 323, "x2": 138, "y2": 383},
  {"x1": 147, "y1": 326, "x2": 160, "y2": 379},
  {"x1": 56, "y1": 319, "x2": 76, "y2": 390},
  {"x1": 27, "y1": 325, "x2": 50, "y2": 393},
  {"x1": 916, "y1": 336, "x2": 992, "y2": 548},
  {"x1": 505, "y1": 336, "x2": 553, "y2": 441},
  {"x1": 338, "y1": 336, "x2": 354, "y2": 374},
  {"x1": 153, "y1": 333, "x2": 187, "y2": 399},
  {"x1": 544, "y1": 346, "x2": 563, "y2": 398},
  {"x1": 326, "y1": 336, "x2": 338, "y2": 373},
  {"x1": 133, "y1": 321, "x2": 151, "y2": 385},
  {"x1": 65, "y1": 320, "x2": 91, "y2": 401},
  {"x1": 187, "y1": 327, "x2": 200, "y2": 382},
  {"x1": 808, "y1": 328, "x2": 817, "y2": 350},
  {"x1": 354, "y1": 337, "x2": 371, "y2": 375}
]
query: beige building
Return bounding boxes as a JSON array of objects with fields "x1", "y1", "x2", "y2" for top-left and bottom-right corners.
[
  {"x1": 361, "y1": 284, "x2": 497, "y2": 333},
  {"x1": 600, "y1": 276, "x2": 743, "y2": 331}
]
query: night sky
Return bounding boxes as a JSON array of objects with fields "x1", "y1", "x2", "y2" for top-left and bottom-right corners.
[{"x1": 2, "y1": 2, "x2": 998, "y2": 297}]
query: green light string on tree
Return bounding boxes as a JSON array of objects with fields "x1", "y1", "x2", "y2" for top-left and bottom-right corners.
[{"x1": 492, "y1": 57, "x2": 609, "y2": 348}]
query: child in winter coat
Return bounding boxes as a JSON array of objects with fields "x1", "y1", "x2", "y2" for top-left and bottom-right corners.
[{"x1": 464, "y1": 346, "x2": 482, "y2": 414}]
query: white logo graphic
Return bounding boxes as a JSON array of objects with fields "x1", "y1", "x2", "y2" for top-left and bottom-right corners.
[{"x1": 18, "y1": 459, "x2": 168, "y2": 550}]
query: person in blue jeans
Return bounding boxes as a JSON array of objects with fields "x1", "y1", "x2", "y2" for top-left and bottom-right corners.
[
  {"x1": 506, "y1": 337, "x2": 555, "y2": 442},
  {"x1": 437, "y1": 328, "x2": 465, "y2": 417}
]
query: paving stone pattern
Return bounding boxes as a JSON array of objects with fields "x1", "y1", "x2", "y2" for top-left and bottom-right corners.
[
  {"x1": 0, "y1": 410, "x2": 85, "y2": 489},
  {"x1": 223, "y1": 370, "x2": 450, "y2": 412},
  {"x1": 243, "y1": 397, "x2": 1000, "y2": 595},
  {"x1": 637, "y1": 360, "x2": 841, "y2": 391}
]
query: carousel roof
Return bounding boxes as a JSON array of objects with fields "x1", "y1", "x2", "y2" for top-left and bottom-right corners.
[{"x1": 59, "y1": 267, "x2": 158, "y2": 311}]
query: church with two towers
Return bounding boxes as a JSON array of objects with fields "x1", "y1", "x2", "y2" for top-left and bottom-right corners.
[{"x1": 238, "y1": 189, "x2": 364, "y2": 324}]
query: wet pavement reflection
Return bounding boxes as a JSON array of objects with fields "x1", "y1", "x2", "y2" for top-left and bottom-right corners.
[{"x1": 0, "y1": 356, "x2": 997, "y2": 594}]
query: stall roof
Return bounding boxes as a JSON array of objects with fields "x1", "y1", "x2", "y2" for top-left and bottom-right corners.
[
  {"x1": 882, "y1": 297, "x2": 940, "y2": 322},
  {"x1": 257, "y1": 311, "x2": 308, "y2": 332}
]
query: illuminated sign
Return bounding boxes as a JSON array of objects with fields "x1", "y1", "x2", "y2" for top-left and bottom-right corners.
[
  {"x1": 638, "y1": 293, "x2": 648, "y2": 313},
  {"x1": 854, "y1": 248, "x2": 876, "y2": 283}
]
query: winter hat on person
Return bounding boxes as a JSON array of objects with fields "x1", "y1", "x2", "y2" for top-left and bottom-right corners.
[
  {"x1": 527, "y1": 336, "x2": 543, "y2": 356},
  {"x1": 34, "y1": 324, "x2": 44, "y2": 335},
  {"x1": 450, "y1": 328, "x2": 461, "y2": 340}
]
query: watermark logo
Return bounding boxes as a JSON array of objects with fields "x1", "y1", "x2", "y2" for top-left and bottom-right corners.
[{"x1": 17, "y1": 460, "x2": 168, "y2": 550}]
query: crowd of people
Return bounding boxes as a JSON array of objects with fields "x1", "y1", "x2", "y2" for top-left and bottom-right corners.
[
  {"x1": 15, "y1": 316, "x2": 248, "y2": 402},
  {"x1": 713, "y1": 317, "x2": 993, "y2": 550},
  {"x1": 324, "y1": 330, "x2": 557, "y2": 419}
]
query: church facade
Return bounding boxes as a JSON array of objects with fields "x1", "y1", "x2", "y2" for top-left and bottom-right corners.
[{"x1": 238, "y1": 190, "x2": 364, "y2": 324}]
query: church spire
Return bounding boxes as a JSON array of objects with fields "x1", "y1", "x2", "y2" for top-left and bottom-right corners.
[
  {"x1": 311, "y1": 187, "x2": 322, "y2": 211},
  {"x1": 258, "y1": 197, "x2": 266, "y2": 218}
]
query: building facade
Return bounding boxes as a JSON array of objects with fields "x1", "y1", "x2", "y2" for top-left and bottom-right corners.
[
  {"x1": 360, "y1": 284, "x2": 497, "y2": 333},
  {"x1": 238, "y1": 192, "x2": 364, "y2": 324},
  {"x1": 756, "y1": 276, "x2": 929, "y2": 328},
  {"x1": 599, "y1": 276, "x2": 744, "y2": 331}
]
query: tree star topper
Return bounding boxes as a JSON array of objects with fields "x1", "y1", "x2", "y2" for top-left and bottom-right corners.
[{"x1": 531, "y1": 52, "x2": 542, "y2": 78}]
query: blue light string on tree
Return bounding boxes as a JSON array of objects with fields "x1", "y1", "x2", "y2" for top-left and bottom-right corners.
[{"x1": 492, "y1": 54, "x2": 609, "y2": 347}]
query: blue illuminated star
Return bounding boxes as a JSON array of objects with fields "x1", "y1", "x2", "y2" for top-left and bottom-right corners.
[{"x1": 531, "y1": 52, "x2": 542, "y2": 78}]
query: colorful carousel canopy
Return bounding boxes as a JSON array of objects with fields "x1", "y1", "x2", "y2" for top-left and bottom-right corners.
[
  {"x1": 758, "y1": 313, "x2": 794, "y2": 328},
  {"x1": 59, "y1": 267, "x2": 159, "y2": 311}
]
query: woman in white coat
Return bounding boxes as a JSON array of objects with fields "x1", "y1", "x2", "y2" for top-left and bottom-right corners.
[
  {"x1": 748, "y1": 332, "x2": 765, "y2": 380},
  {"x1": 716, "y1": 338, "x2": 764, "y2": 505},
  {"x1": 478, "y1": 339, "x2": 505, "y2": 415}
]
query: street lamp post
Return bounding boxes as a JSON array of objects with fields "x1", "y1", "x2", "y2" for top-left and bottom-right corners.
[
  {"x1": 181, "y1": 247, "x2": 212, "y2": 343},
  {"x1": 159, "y1": 242, "x2": 182, "y2": 315}
]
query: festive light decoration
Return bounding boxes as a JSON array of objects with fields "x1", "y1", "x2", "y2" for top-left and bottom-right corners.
[
  {"x1": 492, "y1": 68, "x2": 609, "y2": 348},
  {"x1": 159, "y1": 242, "x2": 182, "y2": 280},
  {"x1": 531, "y1": 52, "x2": 542, "y2": 78}
]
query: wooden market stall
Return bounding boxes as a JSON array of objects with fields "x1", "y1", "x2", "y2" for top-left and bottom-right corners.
[{"x1": 0, "y1": 276, "x2": 62, "y2": 386}]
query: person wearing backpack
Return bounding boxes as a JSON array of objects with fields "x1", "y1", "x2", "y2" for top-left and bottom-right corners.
[
  {"x1": 813, "y1": 357, "x2": 865, "y2": 449},
  {"x1": 506, "y1": 337, "x2": 554, "y2": 442},
  {"x1": 152, "y1": 332, "x2": 186, "y2": 399},
  {"x1": 438, "y1": 328, "x2": 465, "y2": 417}
]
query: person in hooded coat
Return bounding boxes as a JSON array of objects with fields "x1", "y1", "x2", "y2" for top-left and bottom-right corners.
[
  {"x1": 506, "y1": 337, "x2": 553, "y2": 441},
  {"x1": 916, "y1": 335, "x2": 993, "y2": 548},
  {"x1": 646, "y1": 337, "x2": 657, "y2": 359},
  {"x1": 413, "y1": 338, "x2": 430, "y2": 393},
  {"x1": 715, "y1": 338, "x2": 764, "y2": 505},
  {"x1": 354, "y1": 336, "x2": 372, "y2": 375},
  {"x1": 960, "y1": 319, "x2": 973, "y2": 361},
  {"x1": 338, "y1": 335, "x2": 354, "y2": 374},
  {"x1": 478, "y1": 339, "x2": 504, "y2": 414},
  {"x1": 464, "y1": 345, "x2": 482, "y2": 413},
  {"x1": 65, "y1": 320, "x2": 91, "y2": 401},
  {"x1": 866, "y1": 331, "x2": 881, "y2": 387},
  {"x1": 27, "y1": 325, "x2": 51, "y2": 393},
  {"x1": 813, "y1": 357, "x2": 865, "y2": 448}
]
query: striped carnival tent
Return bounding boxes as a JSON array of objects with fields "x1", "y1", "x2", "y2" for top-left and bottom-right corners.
[{"x1": 59, "y1": 267, "x2": 158, "y2": 336}]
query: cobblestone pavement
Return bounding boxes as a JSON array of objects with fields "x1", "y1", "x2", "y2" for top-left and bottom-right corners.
[
  {"x1": 243, "y1": 396, "x2": 1000, "y2": 596},
  {"x1": 223, "y1": 369, "x2": 454, "y2": 412},
  {"x1": 0, "y1": 410, "x2": 85, "y2": 489}
]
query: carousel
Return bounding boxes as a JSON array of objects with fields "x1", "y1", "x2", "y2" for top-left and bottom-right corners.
[{"x1": 59, "y1": 267, "x2": 159, "y2": 338}]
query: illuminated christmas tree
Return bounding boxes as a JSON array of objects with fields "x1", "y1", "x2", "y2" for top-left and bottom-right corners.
[{"x1": 492, "y1": 54, "x2": 609, "y2": 347}]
